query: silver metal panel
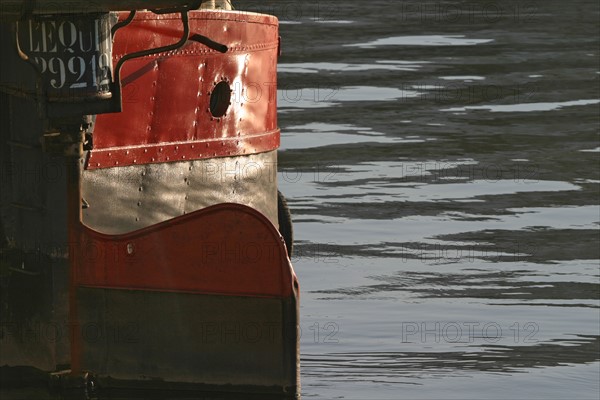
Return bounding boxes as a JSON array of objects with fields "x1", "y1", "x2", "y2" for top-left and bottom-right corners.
[{"x1": 82, "y1": 151, "x2": 278, "y2": 234}]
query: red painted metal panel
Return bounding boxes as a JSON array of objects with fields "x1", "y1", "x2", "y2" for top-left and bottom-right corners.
[
  {"x1": 73, "y1": 203, "x2": 297, "y2": 298},
  {"x1": 89, "y1": 11, "x2": 279, "y2": 169},
  {"x1": 86, "y1": 128, "x2": 279, "y2": 168}
]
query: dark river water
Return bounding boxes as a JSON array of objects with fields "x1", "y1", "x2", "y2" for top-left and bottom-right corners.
[
  {"x1": 2, "y1": 0, "x2": 599, "y2": 399},
  {"x1": 271, "y1": 0, "x2": 599, "y2": 398}
]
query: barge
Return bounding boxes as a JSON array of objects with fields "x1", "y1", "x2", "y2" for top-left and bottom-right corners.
[{"x1": 0, "y1": 1, "x2": 299, "y2": 397}]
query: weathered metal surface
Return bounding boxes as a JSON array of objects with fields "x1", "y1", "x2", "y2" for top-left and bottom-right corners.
[
  {"x1": 85, "y1": 129, "x2": 280, "y2": 169},
  {"x1": 0, "y1": 96, "x2": 70, "y2": 253},
  {"x1": 2, "y1": 14, "x2": 118, "y2": 118},
  {"x1": 74, "y1": 203, "x2": 294, "y2": 296},
  {"x1": 16, "y1": 13, "x2": 113, "y2": 101},
  {"x1": 0, "y1": 23, "x2": 43, "y2": 116},
  {"x1": 71, "y1": 203, "x2": 299, "y2": 393},
  {"x1": 82, "y1": 150, "x2": 278, "y2": 232},
  {"x1": 76, "y1": 290, "x2": 298, "y2": 393},
  {"x1": 90, "y1": 10, "x2": 279, "y2": 167},
  {"x1": 0, "y1": 257, "x2": 70, "y2": 371},
  {"x1": 0, "y1": 92, "x2": 71, "y2": 371},
  {"x1": 1, "y1": 7, "x2": 297, "y2": 395}
]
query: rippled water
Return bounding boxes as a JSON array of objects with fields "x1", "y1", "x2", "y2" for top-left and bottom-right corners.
[{"x1": 269, "y1": 0, "x2": 599, "y2": 398}]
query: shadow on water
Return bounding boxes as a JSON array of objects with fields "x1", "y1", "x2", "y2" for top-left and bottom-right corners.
[
  {"x1": 302, "y1": 335, "x2": 599, "y2": 382},
  {"x1": 312, "y1": 269, "x2": 599, "y2": 306}
]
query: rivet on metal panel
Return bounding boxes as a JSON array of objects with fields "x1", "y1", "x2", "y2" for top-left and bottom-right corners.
[
  {"x1": 133, "y1": 159, "x2": 137, "y2": 163},
  {"x1": 144, "y1": 149, "x2": 148, "y2": 153},
  {"x1": 159, "y1": 148, "x2": 163, "y2": 152}
]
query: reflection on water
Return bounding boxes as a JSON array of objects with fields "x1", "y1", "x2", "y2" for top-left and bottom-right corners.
[
  {"x1": 309, "y1": 18, "x2": 353, "y2": 25},
  {"x1": 439, "y1": 76, "x2": 486, "y2": 81},
  {"x1": 442, "y1": 99, "x2": 600, "y2": 113},
  {"x1": 277, "y1": 86, "x2": 421, "y2": 110},
  {"x1": 278, "y1": 61, "x2": 426, "y2": 73},
  {"x1": 345, "y1": 35, "x2": 495, "y2": 48},
  {"x1": 280, "y1": 123, "x2": 429, "y2": 150},
  {"x1": 272, "y1": 0, "x2": 599, "y2": 398}
]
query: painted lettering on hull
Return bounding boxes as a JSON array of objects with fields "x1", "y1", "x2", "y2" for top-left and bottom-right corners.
[{"x1": 21, "y1": 14, "x2": 112, "y2": 93}]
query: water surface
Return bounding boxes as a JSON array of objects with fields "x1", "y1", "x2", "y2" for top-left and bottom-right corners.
[{"x1": 270, "y1": 0, "x2": 599, "y2": 398}]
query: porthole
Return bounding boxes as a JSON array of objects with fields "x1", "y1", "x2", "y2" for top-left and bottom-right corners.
[{"x1": 209, "y1": 80, "x2": 231, "y2": 118}]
